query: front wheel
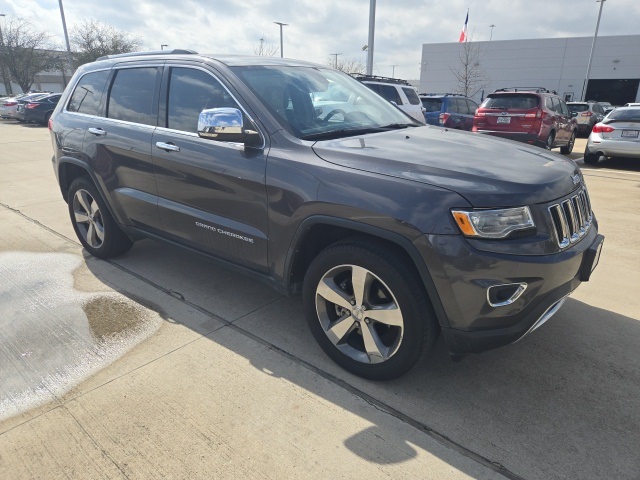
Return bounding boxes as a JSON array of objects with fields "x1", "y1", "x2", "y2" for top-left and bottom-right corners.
[
  {"x1": 68, "y1": 177, "x2": 133, "y2": 259},
  {"x1": 302, "y1": 240, "x2": 439, "y2": 380},
  {"x1": 560, "y1": 131, "x2": 576, "y2": 154}
]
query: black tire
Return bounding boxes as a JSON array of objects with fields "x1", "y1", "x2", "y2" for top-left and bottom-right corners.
[
  {"x1": 583, "y1": 150, "x2": 600, "y2": 165},
  {"x1": 560, "y1": 131, "x2": 576, "y2": 154},
  {"x1": 302, "y1": 240, "x2": 439, "y2": 380},
  {"x1": 68, "y1": 177, "x2": 133, "y2": 259},
  {"x1": 545, "y1": 132, "x2": 555, "y2": 150}
]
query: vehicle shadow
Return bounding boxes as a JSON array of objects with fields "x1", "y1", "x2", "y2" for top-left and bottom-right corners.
[{"x1": 83, "y1": 238, "x2": 640, "y2": 480}]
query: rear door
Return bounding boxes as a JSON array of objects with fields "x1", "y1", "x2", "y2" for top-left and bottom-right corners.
[
  {"x1": 151, "y1": 64, "x2": 269, "y2": 272},
  {"x1": 82, "y1": 65, "x2": 163, "y2": 232}
]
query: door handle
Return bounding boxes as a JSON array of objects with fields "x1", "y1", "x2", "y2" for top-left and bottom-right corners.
[
  {"x1": 155, "y1": 141, "x2": 180, "y2": 152},
  {"x1": 88, "y1": 127, "x2": 106, "y2": 136}
]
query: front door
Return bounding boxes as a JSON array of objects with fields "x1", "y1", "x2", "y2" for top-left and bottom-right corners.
[{"x1": 152, "y1": 65, "x2": 269, "y2": 272}]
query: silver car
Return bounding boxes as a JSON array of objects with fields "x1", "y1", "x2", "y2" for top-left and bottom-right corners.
[
  {"x1": 567, "y1": 101, "x2": 605, "y2": 137},
  {"x1": 584, "y1": 106, "x2": 640, "y2": 164}
]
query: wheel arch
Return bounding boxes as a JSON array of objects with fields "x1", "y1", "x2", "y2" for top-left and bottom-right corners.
[{"x1": 284, "y1": 216, "x2": 450, "y2": 328}]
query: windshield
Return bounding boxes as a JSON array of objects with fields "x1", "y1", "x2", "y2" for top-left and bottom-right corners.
[
  {"x1": 482, "y1": 94, "x2": 539, "y2": 110},
  {"x1": 421, "y1": 98, "x2": 443, "y2": 112},
  {"x1": 605, "y1": 108, "x2": 640, "y2": 123},
  {"x1": 568, "y1": 104, "x2": 589, "y2": 112},
  {"x1": 231, "y1": 65, "x2": 419, "y2": 140}
]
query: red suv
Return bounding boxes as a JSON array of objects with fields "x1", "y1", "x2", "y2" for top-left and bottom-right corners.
[{"x1": 473, "y1": 88, "x2": 577, "y2": 153}]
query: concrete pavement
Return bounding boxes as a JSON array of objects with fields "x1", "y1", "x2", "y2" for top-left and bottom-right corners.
[{"x1": 1, "y1": 120, "x2": 639, "y2": 479}]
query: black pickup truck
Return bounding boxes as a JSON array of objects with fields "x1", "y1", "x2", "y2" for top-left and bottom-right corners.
[{"x1": 49, "y1": 51, "x2": 604, "y2": 379}]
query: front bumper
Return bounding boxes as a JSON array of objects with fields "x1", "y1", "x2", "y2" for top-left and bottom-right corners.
[{"x1": 415, "y1": 228, "x2": 604, "y2": 356}]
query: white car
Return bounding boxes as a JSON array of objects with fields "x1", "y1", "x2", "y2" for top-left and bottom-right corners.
[
  {"x1": 352, "y1": 75, "x2": 426, "y2": 124},
  {"x1": 584, "y1": 106, "x2": 640, "y2": 164}
]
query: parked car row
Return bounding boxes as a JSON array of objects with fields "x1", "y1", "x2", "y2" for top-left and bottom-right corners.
[{"x1": 0, "y1": 92, "x2": 62, "y2": 125}]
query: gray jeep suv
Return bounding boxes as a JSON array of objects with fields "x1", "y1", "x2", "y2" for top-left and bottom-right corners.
[{"x1": 49, "y1": 50, "x2": 604, "y2": 380}]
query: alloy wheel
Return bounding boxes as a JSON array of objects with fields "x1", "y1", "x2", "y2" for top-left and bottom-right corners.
[{"x1": 72, "y1": 189, "x2": 105, "y2": 249}]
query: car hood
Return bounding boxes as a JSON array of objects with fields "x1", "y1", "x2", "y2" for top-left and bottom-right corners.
[{"x1": 311, "y1": 126, "x2": 582, "y2": 207}]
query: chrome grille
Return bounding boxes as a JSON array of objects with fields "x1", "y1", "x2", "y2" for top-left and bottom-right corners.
[{"x1": 548, "y1": 188, "x2": 592, "y2": 249}]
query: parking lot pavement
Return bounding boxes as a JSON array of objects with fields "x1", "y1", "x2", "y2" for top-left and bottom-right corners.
[{"x1": 1, "y1": 120, "x2": 639, "y2": 479}]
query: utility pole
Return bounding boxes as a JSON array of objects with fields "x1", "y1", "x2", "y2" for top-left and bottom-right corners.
[
  {"x1": 489, "y1": 24, "x2": 495, "y2": 41},
  {"x1": 273, "y1": 22, "x2": 288, "y2": 58},
  {"x1": 582, "y1": 0, "x2": 606, "y2": 101},
  {"x1": 390, "y1": 65, "x2": 397, "y2": 78}
]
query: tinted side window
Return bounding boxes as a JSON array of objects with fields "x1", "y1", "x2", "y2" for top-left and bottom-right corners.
[
  {"x1": 107, "y1": 68, "x2": 159, "y2": 126},
  {"x1": 466, "y1": 99, "x2": 479, "y2": 114},
  {"x1": 402, "y1": 87, "x2": 420, "y2": 105},
  {"x1": 67, "y1": 70, "x2": 110, "y2": 115},
  {"x1": 559, "y1": 99, "x2": 569, "y2": 116},
  {"x1": 167, "y1": 68, "x2": 239, "y2": 133},
  {"x1": 377, "y1": 85, "x2": 402, "y2": 104},
  {"x1": 545, "y1": 97, "x2": 555, "y2": 110}
]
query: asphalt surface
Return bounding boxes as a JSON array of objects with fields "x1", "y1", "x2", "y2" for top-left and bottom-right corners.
[{"x1": 1, "y1": 120, "x2": 639, "y2": 479}]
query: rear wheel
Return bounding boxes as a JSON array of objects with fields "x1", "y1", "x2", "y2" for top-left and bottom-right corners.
[
  {"x1": 560, "y1": 131, "x2": 575, "y2": 154},
  {"x1": 545, "y1": 132, "x2": 555, "y2": 150},
  {"x1": 68, "y1": 177, "x2": 133, "y2": 258},
  {"x1": 302, "y1": 240, "x2": 439, "y2": 380}
]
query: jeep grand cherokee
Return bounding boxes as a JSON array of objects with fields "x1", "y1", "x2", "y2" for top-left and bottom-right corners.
[{"x1": 49, "y1": 51, "x2": 604, "y2": 380}]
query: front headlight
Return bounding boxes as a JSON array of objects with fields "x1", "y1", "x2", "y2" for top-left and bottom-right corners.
[{"x1": 451, "y1": 206, "x2": 535, "y2": 239}]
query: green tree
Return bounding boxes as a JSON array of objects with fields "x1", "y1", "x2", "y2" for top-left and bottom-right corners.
[{"x1": 71, "y1": 20, "x2": 142, "y2": 67}]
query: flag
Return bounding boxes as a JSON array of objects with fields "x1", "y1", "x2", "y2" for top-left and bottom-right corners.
[{"x1": 459, "y1": 10, "x2": 469, "y2": 43}]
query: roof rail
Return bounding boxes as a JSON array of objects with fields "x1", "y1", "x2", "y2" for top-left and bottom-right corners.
[
  {"x1": 419, "y1": 92, "x2": 460, "y2": 97},
  {"x1": 96, "y1": 49, "x2": 198, "y2": 61},
  {"x1": 350, "y1": 74, "x2": 411, "y2": 86},
  {"x1": 494, "y1": 87, "x2": 557, "y2": 94}
]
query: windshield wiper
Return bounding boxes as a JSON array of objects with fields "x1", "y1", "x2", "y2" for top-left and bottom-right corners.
[
  {"x1": 300, "y1": 128, "x2": 385, "y2": 141},
  {"x1": 378, "y1": 123, "x2": 419, "y2": 129}
]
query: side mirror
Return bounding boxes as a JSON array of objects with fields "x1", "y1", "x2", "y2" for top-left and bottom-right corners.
[{"x1": 198, "y1": 108, "x2": 262, "y2": 148}]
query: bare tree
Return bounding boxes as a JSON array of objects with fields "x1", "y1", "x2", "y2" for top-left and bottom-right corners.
[
  {"x1": 450, "y1": 37, "x2": 488, "y2": 98},
  {"x1": 0, "y1": 17, "x2": 57, "y2": 93},
  {"x1": 71, "y1": 20, "x2": 142, "y2": 67},
  {"x1": 327, "y1": 57, "x2": 366, "y2": 75},
  {"x1": 254, "y1": 38, "x2": 279, "y2": 56}
]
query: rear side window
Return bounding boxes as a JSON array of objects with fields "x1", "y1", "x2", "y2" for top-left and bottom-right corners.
[
  {"x1": 402, "y1": 87, "x2": 420, "y2": 105},
  {"x1": 466, "y1": 99, "x2": 479, "y2": 114},
  {"x1": 483, "y1": 94, "x2": 539, "y2": 110},
  {"x1": 368, "y1": 84, "x2": 402, "y2": 104},
  {"x1": 107, "y1": 67, "x2": 159, "y2": 126},
  {"x1": 421, "y1": 98, "x2": 442, "y2": 112},
  {"x1": 67, "y1": 70, "x2": 110, "y2": 115}
]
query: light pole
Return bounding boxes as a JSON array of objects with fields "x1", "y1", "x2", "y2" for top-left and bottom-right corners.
[
  {"x1": 57, "y1": 0, "x2": 74, "y2": 86},
  {"x1": 390, "y1": 65, "x2": 397, "y2": 78},
  {"x1": 366, "y1": 0, "x2": 376, "y2": 75},
  {"x1": 161, "y1": 44, "x2": 168, "y2": 50},
  {"x1": 273, "y1": 22, "x2": 288, "y2": 58},
  {"x1": 330, "y1": 53, "x2": 342, "y2": 69},
  {"x1": 581, "y1": 0, "x2": 606, "y2": 101},
  {"x1": 0, "y1": 13, "x2": 12, "y2": 96},
  {"x1": 489, "y1": 24, "x2": 495, "y2": 41}
]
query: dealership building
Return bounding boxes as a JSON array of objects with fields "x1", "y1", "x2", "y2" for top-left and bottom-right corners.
[{"x1": 419, "y1": 34, "x2": 640, "y2": 105}]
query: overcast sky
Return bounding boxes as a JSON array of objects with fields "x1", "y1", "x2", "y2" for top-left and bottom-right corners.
[{"x1": 1, "y1": 0, "x2": 638, "y2": 79}]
